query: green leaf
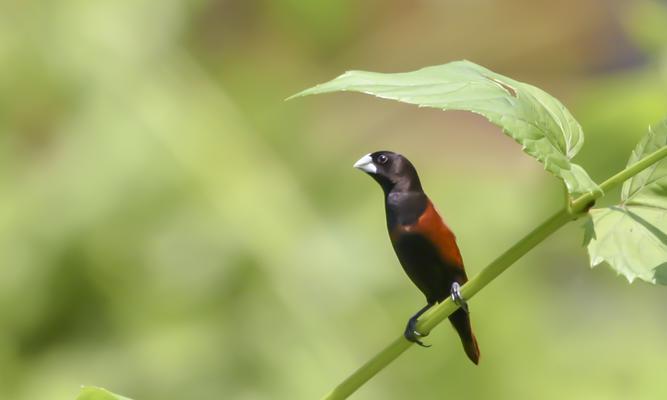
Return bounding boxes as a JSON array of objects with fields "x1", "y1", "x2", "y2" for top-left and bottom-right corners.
[
  {"x1": 585, "y1": 119, "x2": 667, "y2": 284},
  {"x1": 585, "y1": 206, "x2": 667, "y2": 283},
  {"x1": 290, "y1": 60, "x2": 600, "y2": 197},
  {"x1": 76, "y1": 387, "x2": 133, "y2": 400},
  {"x1": 622, "y1": 119, "x2": 667, "y2": 208}
]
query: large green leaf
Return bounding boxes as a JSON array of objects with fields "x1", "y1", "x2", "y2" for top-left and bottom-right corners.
[
  {"x1": 290, "y1": 60, "x2": 600, "y2": 197},
  {"x1": 76, "y1": 387, "x2": 133, "y2": 400},
  {"x1": 585, "y1": 119, "x2": 667, "y2": 284}
]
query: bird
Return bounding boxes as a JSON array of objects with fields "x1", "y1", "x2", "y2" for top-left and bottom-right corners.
[{"x1": 354, "y1": 150, "x2": 480, "y2": 364}]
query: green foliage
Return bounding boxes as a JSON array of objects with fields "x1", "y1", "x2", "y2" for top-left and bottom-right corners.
[
  {"x1": 623, "y1": 120, "x2": 667, "y2": 208},
  {"x1": 76, "y1": 387, "x2": 132, "y2": 400},
  {"x1": 585, "y1": 120, "x2": 667, "y2": 283},
  {"x1": 291, "y1": 60, "x2": 600, "y2": 197}
]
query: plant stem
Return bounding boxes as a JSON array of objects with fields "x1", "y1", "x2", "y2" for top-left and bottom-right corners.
[
  {"x1": 572, "y1": 144, "x2": 667, "y2": 209},
  {"x1": 322, "y1": 145, "x2": 667, "y2": 400},
  {"x1": 419, "y1": 208, "x2": 571, "y2": 333}
]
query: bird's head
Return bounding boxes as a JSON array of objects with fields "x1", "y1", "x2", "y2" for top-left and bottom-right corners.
[{"x1": 353, "y1": 151, "x2": 423, "y2": 194}]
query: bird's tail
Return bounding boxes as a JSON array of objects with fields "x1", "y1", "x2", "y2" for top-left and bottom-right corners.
[{"x1": 448, "y1": 308, "x2": 480, "y2": 365}]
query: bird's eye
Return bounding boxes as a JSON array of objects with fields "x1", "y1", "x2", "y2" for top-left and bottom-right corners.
[{"x1": 377, "y1": 154, "x2": 388, "y2": 164}]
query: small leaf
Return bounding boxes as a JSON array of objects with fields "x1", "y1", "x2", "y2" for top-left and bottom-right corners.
[
  {"x1": 290, "y1": 60, "x2": 600, "y2": 197},
  {"x1": 76, "y1": 387, "x2": 133, "y2": 400},
  {"x1": 585, "y1": 119, "x2": 667, "y2": 284},
  {"x1": 622, "y1": 119, "x2": 667, "y2": 208}
]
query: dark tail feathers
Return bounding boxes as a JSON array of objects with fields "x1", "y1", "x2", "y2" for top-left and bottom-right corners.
[{"x1": 448, "y1": 308, "x2": 480, "y2": 365}]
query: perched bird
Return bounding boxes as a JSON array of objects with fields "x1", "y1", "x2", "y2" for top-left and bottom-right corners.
[{"x1": 354, "y1": 151, "x2": 480, "y2": 364}]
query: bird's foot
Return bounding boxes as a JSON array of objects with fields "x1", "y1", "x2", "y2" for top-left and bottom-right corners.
[
  {"x1": 404, "y1": 317, "x2": 431, "y2": 348},
  {"x1": 451, "y1": 282, "x2": 469, "y2": 314}
]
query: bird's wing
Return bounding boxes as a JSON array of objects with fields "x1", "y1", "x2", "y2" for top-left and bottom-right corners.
[{"x1": 392, "y1": 200, "x2": 464, "y2": 269}]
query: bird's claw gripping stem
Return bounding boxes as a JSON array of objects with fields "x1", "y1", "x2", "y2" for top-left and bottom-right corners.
[
  {"x1": 451, "y1": 282, "x2": 469, "y2": 314},
  {"x1": 403, "y1": 303, "x2": 434, "y2": 347},
  {"x1": 404, "y1": 317, "x2": 431, "y2": 348}
]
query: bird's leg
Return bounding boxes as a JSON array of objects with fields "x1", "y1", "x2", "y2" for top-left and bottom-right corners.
[
  {"x1": 450, "y1": 282, "x2": 469, "y2": 314},
  {"x1": 404, "y1": 303, "x2": 434, "y2": 347}
]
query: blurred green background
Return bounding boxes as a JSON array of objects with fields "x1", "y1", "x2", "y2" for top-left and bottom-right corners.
[{"x1": 1, "y1": 1, "x2": 666, "y2": 399}]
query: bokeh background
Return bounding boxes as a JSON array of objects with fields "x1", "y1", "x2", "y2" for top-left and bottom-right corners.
[{"x1": 1, "y1": 1, "x2": 667, "y2": 399}]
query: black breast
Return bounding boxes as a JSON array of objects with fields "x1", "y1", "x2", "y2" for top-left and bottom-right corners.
[
  {"x1": 385, "y1": 191, "x2": 427, "y2": 229},
  {"x1": 392, "y1": 233, "x2": 452, "y2": 303}
]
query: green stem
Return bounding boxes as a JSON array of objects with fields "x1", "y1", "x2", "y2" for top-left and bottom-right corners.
[
  {"x1": 572, "y1": 144, "x2": 667, "y2": 209},
  {"x1": 322, "y1": 145, "x2": 667, "y2": 400}
]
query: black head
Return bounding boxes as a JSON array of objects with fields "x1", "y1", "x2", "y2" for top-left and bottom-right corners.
[{"x1": 353, "y1": 151, "x2": 423, "y2": 194}]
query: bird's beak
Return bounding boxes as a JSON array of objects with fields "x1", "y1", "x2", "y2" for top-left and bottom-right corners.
[{"x1": 353, "y1": 154, "x2": 377, "y2": 174}]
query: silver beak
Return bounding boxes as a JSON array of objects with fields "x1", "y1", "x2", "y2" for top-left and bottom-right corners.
[{"x1": 353, "y1": 153, "x2": 377, "y2": 174}]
